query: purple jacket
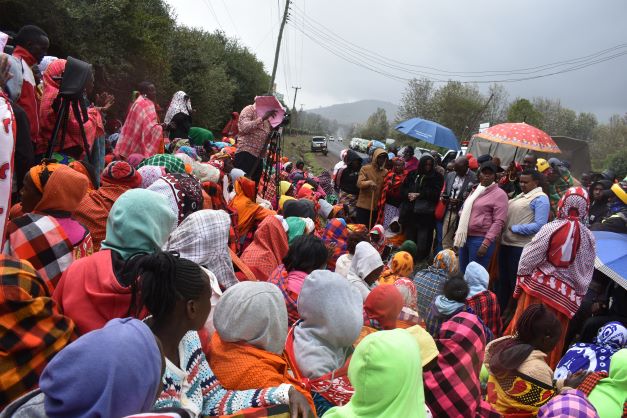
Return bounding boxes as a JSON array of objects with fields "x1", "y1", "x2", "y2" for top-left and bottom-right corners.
[{"x1": 467, "y1": 184, "x2": 508, "y2": 246}]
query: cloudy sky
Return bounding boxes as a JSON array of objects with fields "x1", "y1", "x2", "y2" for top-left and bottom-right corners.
[{"x1": 166, "y1": 0, "x2": 626, "y2": 121}]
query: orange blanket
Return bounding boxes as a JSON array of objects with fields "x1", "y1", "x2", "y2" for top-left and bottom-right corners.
[{"x1": 209, "y1": 333, "x2": 316, "y2": 415}]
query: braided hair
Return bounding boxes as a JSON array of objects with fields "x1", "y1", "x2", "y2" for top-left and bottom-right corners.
[
  {"x1": 489, "y1": 304, "x2": 560, "y2": 377},
  {"x1": 139, "y1": 251, "x2": 209, "y2": 321},
  {"x1": 514, "y1": 303, "x2": 561, "y2": 344}
]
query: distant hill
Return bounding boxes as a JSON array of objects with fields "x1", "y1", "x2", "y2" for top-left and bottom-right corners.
[{"x1": 306, "y1": 100, "x2": 399, "y2": 126}]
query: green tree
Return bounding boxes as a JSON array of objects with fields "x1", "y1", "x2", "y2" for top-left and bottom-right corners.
[
  {"x1": 573, "y1": 112, "x2": 598, "y2": 140},
  {"x1": 360, "y1": 108, "x2": 389, "y2": 139},
  {"x1": 397, "y1": 78, "x2": 436, "y2": 122},
  {"x1": 168, "y1": 27, "x2": 235, "y2": 130},
  {"x1": 507, "y1": 98, "x2": 544, "y2": 127},
  {"x1": 591, "y1": 114, "x2": 627, "y2": 171}
]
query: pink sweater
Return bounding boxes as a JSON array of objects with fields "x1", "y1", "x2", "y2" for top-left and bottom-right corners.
[{"x1": 467, "y1": 184, "x2": 508, "y2": 246}]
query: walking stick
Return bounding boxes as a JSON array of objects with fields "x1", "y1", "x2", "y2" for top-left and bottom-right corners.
[{"x1": 369, "y1": 189, "x2": 375, "y2": 230}]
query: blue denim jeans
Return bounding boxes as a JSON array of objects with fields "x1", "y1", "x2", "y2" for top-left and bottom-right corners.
[
  {"x1": 459, "y1": 236, "x2": 495, "y2": 273},
  {"x1": 90, "y1": 135, "x2": 105, "y2": 186},
  {"x1": 434, "y1": 220, "x2": 443, "y2": 254}
]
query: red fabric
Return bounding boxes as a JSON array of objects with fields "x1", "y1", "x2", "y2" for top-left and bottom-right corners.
[
  {"x1": 240, "y1": 216, "x2": 289, "y2": 281},
  {"x1": 466, "y1": 290, "x2": 503, "y2": 337},
  {"x1": 12, "y1": 47, "x2": 39, "y2": 139},
  {"x1": 115, "y1": 95, "x2": 163, "y2": 158},
  {"x1": 73, "y1": 183, "x2": 131, "y2": 251},
  {"x1": 284, "y1": 324, "x2": 354, "y2": 407},
  {"x1": 376, "y1": 168, "x2": 406, "y2": 225},
  {"x1": 363, "y1": 285, "x2": 404, "y2": 330},
  {"x1": 475, "y1": 123, "x2": 560, "y2": 154},
  {"x1": 37, "y1": 59, "x2": 104, "y2": 156},
  {"x1": 222, "y1": 112, "x2": 239, "y2": 137},
  {"x1": 52, "y1": 250, "x2": 144, "y2": 335}
]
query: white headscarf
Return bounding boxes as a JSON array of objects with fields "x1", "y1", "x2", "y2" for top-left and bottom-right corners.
[
  {"x1": 346, "y1": 241, "x2": 384, "y2": 300},
  {"x1": 164, "y1": 90, "x2": 192, "y2": 124}
]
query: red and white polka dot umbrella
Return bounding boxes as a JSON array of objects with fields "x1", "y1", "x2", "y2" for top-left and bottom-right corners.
[{"x1": 472, "y1": 122, "x2": 561, "y2": 153}]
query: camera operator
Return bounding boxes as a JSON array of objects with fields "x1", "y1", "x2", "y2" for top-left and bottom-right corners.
[
  {"x1": 37, "y1": 59, "x2": 114, "y2": 161},
  {"x1": 233, "y1": 102, "x2": 276, "y2": 184},
  {"x1": 441, "y1": 156, "x2": 476, "y2": 250}
]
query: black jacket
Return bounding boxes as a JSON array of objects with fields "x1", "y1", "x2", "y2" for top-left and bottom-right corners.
[{"x1": 338, "y1": 150, "x2": 362, "y2": 195}]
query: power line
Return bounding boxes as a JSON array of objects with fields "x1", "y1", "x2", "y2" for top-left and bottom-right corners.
[
  {"x1": 288, "y1": 4, "x2": 627, "y2": 82},
  {"x1": 289, "y1": 16, "x2": 627, "y2": 84},
  {"x1": 219, "y1": 0, "x2": 241, "y2": 39},
  {"x1": 201, "y1": 0, "x2": 225, "y2": 33}
]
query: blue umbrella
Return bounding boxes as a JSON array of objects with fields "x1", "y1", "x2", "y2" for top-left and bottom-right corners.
[
  {"x1": 395, "y1": 118, "x2": 460, "y2": 151},
  {"x1": 592, "y1": 230, "x2": 627, "y2": 290}
]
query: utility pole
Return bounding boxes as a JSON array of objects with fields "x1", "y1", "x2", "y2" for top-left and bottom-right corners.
[
  {"x1": 268, "y1": 0, "x2": 291, "y2": 94},
  {"x1": 291, "y1": 86, "x2": 301, "y2": 111}
]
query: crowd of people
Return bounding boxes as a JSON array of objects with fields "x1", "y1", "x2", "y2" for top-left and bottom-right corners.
[{"x1": 1, "y1": 24, "x2": 626, "y2": 418}]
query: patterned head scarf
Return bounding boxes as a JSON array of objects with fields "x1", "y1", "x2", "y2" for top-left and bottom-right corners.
[
  {"x1": 101, "y1": 161, "x2": 142, "y2": 188},
  {"x1": 555, "y1": 322, "x2": 627, "y2": 379},
  {"x1": 432, "y1": 249, "x2": 459, "y2": 275},
  {"x1": 147, "y1": 173, "x2": 203, "y2": 225},
  {"x1": 164, "y1": 90, "x2": 191, "y2": 125},
  {"x1": 517, "y1": 186, "x2": 596, "y2": 308},
  {"x1": 394, "y1": 278, "x2": 418, "y2": 311},
  {"x1": 0, "y1": 255, "x2": 74, "y2": 410},
  {"x1": 165, "y1": 210, "x2": 238, "y2": 289},
  {"x1": 137, "y1": 166, "x2": 166, "y2": 189},
  {"x1": 137, "y1": 154, "x2": 186, "y2": 174},
  {"x1": 390, "y1": 251, "x2": 414, "y2": 278}
]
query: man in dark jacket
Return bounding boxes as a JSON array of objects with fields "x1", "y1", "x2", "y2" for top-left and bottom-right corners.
[
  {"x1": 336, "y1": 149, "x2": 362, "y2": 221},
  {"x1": 441, "y1": 157, "x2": 477, "y2": 249}
]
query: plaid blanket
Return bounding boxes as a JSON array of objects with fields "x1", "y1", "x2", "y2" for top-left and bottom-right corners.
[
  {"x1": 0, "y1": 255, "x2": 75, "y2": 409},
  {"x1": 320, "y1": 219, "x2": 349, "y2": 271},
  {"x1": 5, "y1": 214, "x2": 74, "y2": 291},
  {"x1": 267, "y1": 264, "x2": 299, "y2": 326},
  {"x1": 115, "y1": 95, "x2": 163, "y2": 158},
  {"x1": 466, "y1": 290, "x2": 503, "y2": 339}
]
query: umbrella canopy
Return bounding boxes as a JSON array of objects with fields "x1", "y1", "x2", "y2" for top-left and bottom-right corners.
[
  {"x1": 395, "y1": 118, "x2": 460, "y2": 151},
  {"x1": 593, "y1": 230, "x2": 627, "y2": 290},
  {"x1": 472, "y1": 122, "x2": 560, "y2": 154}
]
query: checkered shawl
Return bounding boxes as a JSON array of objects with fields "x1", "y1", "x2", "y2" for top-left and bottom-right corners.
[
  {"x1": 0, "y1": 255, "x2": 75, "y2": 410},
  {"x1": 321, "y1": 219, "x2": 349, "y2": 271},
  {"x1": 267, "y1": 264, "x2": 300, "y2": 327},
  {"x1": 413, "y1": 267, "x2": 447, "y2": 319},
  {"x1": 6, "y1": 214, "x2": 74, "y2": 291},
  {"x1": 137, "y1": 154, "x2": 187, "y2": 174},
  {"x1": 466, "y1": 290, "x2": 503, "y2": 338},
  {"x1": 424, "y1": 312, "x2": 500, "y2": 418},
  {"x1": 165, "y1": 210, "x2": 238, "y2": 289},
  {"x1": 577, "y1": 371, "x2": 608, "y2": 396},
  {"x1": 537, "y1": 389, "x2": 600, "y2": 418},
  {"x1": 115, "y1": 95, "x2": 163, "y2": 159}
]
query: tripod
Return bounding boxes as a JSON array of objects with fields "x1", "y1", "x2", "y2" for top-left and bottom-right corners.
[
  {"x1": 44, "y1": 56, "x2": 94, "y2": 164},
  {"x1": 45, "y1": 95, "x2": 92, "y2": 164},
  {"x1": 261, "y1": 126, "x2": 284, "y2": 200}
]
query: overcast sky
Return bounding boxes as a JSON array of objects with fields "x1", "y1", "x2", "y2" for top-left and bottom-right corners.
[{"x1": 166, "y1": 0, "x2": 626, "y2": 121}]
